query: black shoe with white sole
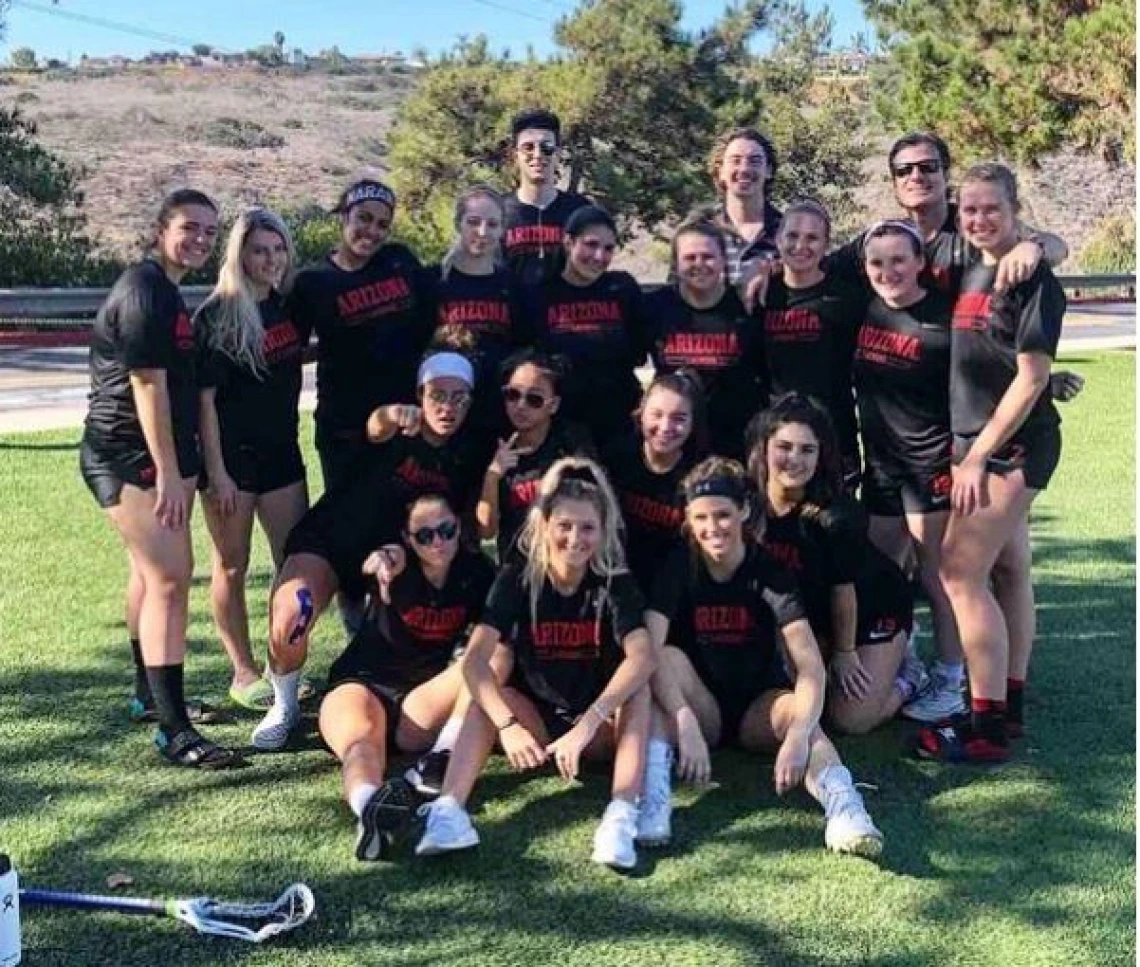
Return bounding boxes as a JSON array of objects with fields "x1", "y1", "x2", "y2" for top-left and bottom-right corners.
[
  {"x1": 405, "y1": 750, "x2": 450, "y2": 799},
  {"x1": 355, "y1": 777, "x2": 417, "y2": 862}
]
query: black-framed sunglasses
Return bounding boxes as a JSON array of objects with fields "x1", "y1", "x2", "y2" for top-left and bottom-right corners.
[
  {"x1": 410, "y1": 519, "x2": 459, "y2": 546},
  {"x1": 502, "y1": 385, "x2": 549, "y2": 409},
  {"x1": 891, "y1": 159, "x2": 942, "y2": 178},
  {"x1": 425, "y1": 388, "x2": 471, "y2": 408},
  {"x1": 518, "y1": 142, "x2": 557, "y2": 157}
]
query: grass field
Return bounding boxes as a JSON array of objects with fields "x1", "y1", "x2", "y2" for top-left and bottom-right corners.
[{"x1": 0, "y1": 351, "x2": 1134, "y2": 966}]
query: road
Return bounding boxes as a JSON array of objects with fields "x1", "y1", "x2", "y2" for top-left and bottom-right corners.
[{"x1": 0, "y1": 303, "x2": 1133, "y2": 434}]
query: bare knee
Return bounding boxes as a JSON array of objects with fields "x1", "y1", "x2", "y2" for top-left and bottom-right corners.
[{"x1": 828, "y1": 698, "x2": 878, "y2": 736}]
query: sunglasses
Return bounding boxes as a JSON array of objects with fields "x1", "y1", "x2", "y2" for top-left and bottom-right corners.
[
  {"x1": 425, "y1": 389, "x2": 471, "y2": 408},
  {"x1": 410, "y1": 519, "x2": 459, "y2": 546},
  {"x1": 891, "y1": 159, "x2": 943, "y2": 178},
  {"x1": 502, "y1": 385, "x2": 549, "y2": 409},
  {"x1": 518, "y1": 142, "x2": 557, "y2": 157}
]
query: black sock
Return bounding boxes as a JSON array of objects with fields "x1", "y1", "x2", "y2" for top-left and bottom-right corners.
[
  {"x1": 1006, "y1": 678, "x2": 1025, "y2": 725},
  {"x1": 970, "y1": 699, "x2": 1008, "y2": 746},
  {"x1": 145, "y1": 663, "x2": 190, "y2": 735},
  {"x1": 130, "y1": 638, "x2": 152, "y2": 704}
]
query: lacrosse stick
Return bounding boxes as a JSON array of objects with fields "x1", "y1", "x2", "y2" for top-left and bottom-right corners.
[{"x1": 20, "y1": 882, "x2": 315, "y2": 943}]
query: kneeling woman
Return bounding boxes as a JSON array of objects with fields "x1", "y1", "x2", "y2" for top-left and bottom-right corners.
[
  {"x1": 318, "y1": 493, "x2": 495, "y2": 860},
  {"x1": 641, "y1": 457, "x2": 882, "y2": 856},
  {"x1": 747, "y1": 394, "x2": 916, "y2": 735},
  {"x1": 416, "y1": 458, "x2": 657, "y2": 870}
]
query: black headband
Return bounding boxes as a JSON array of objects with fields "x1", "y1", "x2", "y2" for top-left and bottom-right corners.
[
  {"x1": 341, "y1": 180, "x2": 396, "y2": 213},
  {"x1": 561, "y1": 466, "x2": 597, "y2": 485},
  {"x1": 685, "y1": 476, "x2": 746, "y2": 504}
]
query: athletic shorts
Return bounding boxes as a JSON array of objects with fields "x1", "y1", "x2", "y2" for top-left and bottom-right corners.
[
  {"x1": 953, "y1": 422, "x2": 1062, "y2": 492},
  {"x1": 199, "y1": 439, "x2": 305, "y2": 496},
  {"x1": 710, "y1": 666, "x2": 793, "y2": 748},
  {"x1": 316, "y1": 432, "x2": 371, "y2": 495},
  {"x1": 861, "y1": 459, "x2": 952, "y2": 517},
  {"x1": 79, "y1": 436, "x2": 199, "y2": 509},
  {"x1": 506, "y1": 673, "x2": 587, "y2": 742}
]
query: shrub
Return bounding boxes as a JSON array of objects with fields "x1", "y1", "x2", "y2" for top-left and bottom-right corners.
[
  {"x1": 196, "y1": 116, "x2": 285, "y2": 150},
  {"x1": 1078, "y1": 213, "x2": 1136, "y2": 274}
]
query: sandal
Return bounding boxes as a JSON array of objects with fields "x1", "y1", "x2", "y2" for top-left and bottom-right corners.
[
  {"x1": 227, "y1": 678, "x2": 275, "y2": 712},
  {"x1": 129, "y1": 697, "x2": 230, "y2": 725},
  {"x1": 154, "y1": 726, "x2": 244, "y2": 770}
]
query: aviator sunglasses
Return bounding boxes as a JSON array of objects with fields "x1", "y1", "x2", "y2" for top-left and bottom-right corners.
[
  {"x1": 891, "y1": 159, "x2": 942, "y2": 178},
  {"x1": 410, "y1": 519, "x2": 459, "y2": 546},
  {"x1": 518, "y1": 142, "x2": 557, "y2": 157},
  {"x1": 502, "y1": 385, "x2": 549, "y2": 409}
]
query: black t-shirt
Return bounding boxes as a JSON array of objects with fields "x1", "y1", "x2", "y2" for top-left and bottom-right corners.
[
  {"x1": 493, "y1": 420, "x2": 595, "y2": 561},
  {"x1": 760, "y1": 275, "x2": 866, "y2": 460},
  {"x1": 502, "y1": 190, "x2": 592, "y2": 286},
  {"x1": 649, "y1": 543, "x2": 805, "y2": 701},
  {"x1": 289, "y1": 245, "x2": 431, "y2": 446},
  {"x1": 853, "y1": 292, "x2": 953, "y2": 472},
  {"x1": 758, "y1": 500, "x2": 864, "y2": 640},
  {"x1": 645, "y1": 285, "x2": 766, "y2": 457},
  {"x1": 523, "y1": 271, "x2": 650, "y2": 443},
  {"x1": 347, "y1": 547, "x2": 495, "y2": 687},
  {"x1": 198, "y1": 290, "x2": 310, "y2": 447},
  {"x1": 602, "y1": 434, "x2": 695, "y2": 593},
  {"x1": 84, "y1": 259, "x2": 201, "y2": 474},
  {"x1": 482, "y1": 565, "x2": 645, "y2": 713},
  {"x1": 951, "y1": 260, "x2": 1065, "y2": 438}
]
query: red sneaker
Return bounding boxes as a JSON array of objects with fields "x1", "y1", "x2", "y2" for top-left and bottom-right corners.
[{"x1": 914, "y1": 719, "x2": 1010, "y2": 764}]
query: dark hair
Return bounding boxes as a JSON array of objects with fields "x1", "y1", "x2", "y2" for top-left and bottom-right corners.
[
  {"x1": 635, "y1": 368, "x2": 708, "y2": 460},
  {"x1": 780, "y1": 198, "x2": 832, "y2": 243},
  {"x1": 745, "y1": 393, "x2": 842, "y2": 537},
  {"x1": 565, "y1": 205, "x2": 617, "y2": 239},
  {"x1": 151, "y1": 189, "x2": 217, "y2": 253},
  {"x1": 501, "y1": 347, "x2": 571, "y2": 398},
  {"x1": 511, "y1": 108, "x2": 561, "y2": 145},
  {"x1": 333, "y1": 178, "x2": 397, "y2": 216},
  {"x1": 960, "y1": 162, "x2": 1021, "y2": 213},
  {"x1": 679, "y1": 456, "x2": 753, "y2": 552},
  {"x1": 404, "y1": 490, "x2": 457, "y2": 525},
  {"x1": 888, "y1": 131, "x2": 952, "y2": 173},
  {"x1": 670, "y1": 219, "x2": 728, "y2": 272},
  {"x1": 709, "y1": 127, "x2": 778, "y2": 196},
  {"x1": 862, "y1": 219, "x2": 925, "y2": 259}
]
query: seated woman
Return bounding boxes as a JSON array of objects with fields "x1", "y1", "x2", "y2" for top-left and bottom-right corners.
[
  {"x1": 747, "y1": 394, "x2": 917, "y2": 735},
  {"x1": 318, "y1": 493, "x2": 495, "y2": 861},
  {"x1": 640, "y1": 457, "x2": 882, "y2": 857},
  {"x1": 251, "y1": 348, "x2": 485, "y2": 750},
  {"x1": 476, "y1": 348, "x2": 593, "y2": 562},
  {"x1": 415, "y1": 457, "x2": 657, "y2": 870}
]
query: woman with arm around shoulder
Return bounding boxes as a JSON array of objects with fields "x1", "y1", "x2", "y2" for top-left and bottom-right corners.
[
  {"x1": 196, "y1": 208, "x2": 310, "y2": 710},
  {"x1": 917, "y1": 164, "x2": 1066, "y2": 764},
  {"x1": 638, "y1": 457, "x2": 882, "y2": 855},
  {"x1": 79, "y1": 188, "x2": 240, "y2": 768},
  {"x1": 416, "y1": 457, "x2": 657, "y2": 870}
]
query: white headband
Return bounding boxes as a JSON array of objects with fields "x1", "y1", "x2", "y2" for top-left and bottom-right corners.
[{"x1": 417, "y1": 352, "x2": 475, "y2": 389}]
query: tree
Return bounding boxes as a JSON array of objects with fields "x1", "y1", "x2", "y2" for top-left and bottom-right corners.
[
  {"x1": 10, "y1": 47, "x2": 36, "y2": 69},
  {"x1": 864, "y1": 0, "x2": 1135, "y2": 164},
  {"x1": 192, "y1": 43, "x2": 213, "y2": 57},
  {"x1": 385, "y1": 0, "x2": 870, "y2": 259},
  {"x1": 273, "y1": 30, "x2": 285, "y2": 57}
]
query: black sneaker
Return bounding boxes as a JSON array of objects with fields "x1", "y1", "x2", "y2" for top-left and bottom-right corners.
[
  {"x1": 404, "y1": 750, "x2": 450, "y2": 799},
  {"x1": 355, "y1": 778, "x2": 417, "y2": 862}
]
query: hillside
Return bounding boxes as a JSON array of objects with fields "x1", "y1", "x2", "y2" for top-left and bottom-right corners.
[{"x1": 5, "y1": 66, "x2": 1133, "y2": 274}]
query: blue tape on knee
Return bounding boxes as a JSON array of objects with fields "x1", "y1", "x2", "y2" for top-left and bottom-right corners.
[{"x1": 288, "y1": 588, "x2": 314, "y2": 645}]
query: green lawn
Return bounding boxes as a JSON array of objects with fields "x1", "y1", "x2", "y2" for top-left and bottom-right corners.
[{"x1": 0, "y1": 352, "x2": 1133, "y2": 966}]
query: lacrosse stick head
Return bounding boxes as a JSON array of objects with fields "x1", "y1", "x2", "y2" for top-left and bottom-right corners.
[{"x1": 173, "y1": 883, "x2": 315, "y2": 943}]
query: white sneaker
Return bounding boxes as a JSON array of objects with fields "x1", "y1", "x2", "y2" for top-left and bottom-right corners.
[
  {"x1": 902, "y1": 673, "x2": 965, "y2": 723},
  {"x1": 636, "y1": 740, "x2": 673, "y2": 846},
  {"x1": 415, "y1": 795, "x2": 479, "y2": 856},
  {"x1": 824, "y1": 791, "x2": 884, "y2": 859},
  {"x1": 251, "y1": 701, "x2": 301, "y2": 751},
  {"x1": 591, "y1": 799, "x2": 638, "y2": 870}
]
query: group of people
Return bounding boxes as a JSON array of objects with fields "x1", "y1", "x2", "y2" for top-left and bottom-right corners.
[{"x1": 80, "y1": 108, "x2": 1074, "y2": 871}]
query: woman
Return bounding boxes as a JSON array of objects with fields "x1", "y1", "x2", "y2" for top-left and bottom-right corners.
[
  {"x1": 289, "y1": 176, "x2": 433, "y2": 493},
  {"x1": 415, "y1": 458, "x2": 657, "y2": 871},
  {"x1": 80, "y1": 188, "x2": 239, "y2": 768},
  {"x1": 645, "y1": 221, "x2": 766, "y2": 458},
  {"x1": 196, "y1": 208, "x2": 309, "y2": 710},
  {"x1": 603, "y1": 369, "x2": 705, "y2": 594},
  {"x1": 854, "y1": 221, "x2": 966, "y2": 722},
  {"x1": 639, "y1": 457, "x2": 882, "y2": 855},
  {"x1": 918, "y1": 164, "x2": 1066, "y2": 763},
  {"x1": 252, "y1": 348, "x2": 486, "y2": 750},
  {"x1": 426, "y1": 186, "x2": 527, "y2": 445},
  {"x1": 318, "y1": 493, "x2": 495, "y2": 859},
  {"x1": 523, "y1": 205, "x2": 650, "y2": 447},
  {"x1": 476, "y1": 349, "x2": 593, "y2": 561},
  {"x1": 747, "y1": 395, "x2": 916, "y2": 736},
  {"x1": 758, "y1": 200, "x2": 866, "y2": 485}
]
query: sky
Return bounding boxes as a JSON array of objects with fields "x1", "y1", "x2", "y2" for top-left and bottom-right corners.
[{"x1": 0, "y1": 0, "x2": 874, "y2": 62}]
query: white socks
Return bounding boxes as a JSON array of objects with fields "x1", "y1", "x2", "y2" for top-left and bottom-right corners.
[
  {"x1": 268, "y1": 668, "x2": 301, "y2": 714},
  {"x1": 431, "y1": 716, "x2": 463, "y2": 754},
  {"x1": 348, "y1": 782, "x2": 380, "y2": 818},
  {"x1": 807, "y1": 763, "x2": 855, "y2": 812}
]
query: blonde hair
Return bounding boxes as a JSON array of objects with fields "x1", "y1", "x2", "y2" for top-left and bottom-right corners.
[
  {"x1": 516, "y1": 456, "x2": 628, "y2": 630},
  {"x1": 199, "y1": 208, "x2": 296, "y2": 375},
  {"x1": 441, "y1": 186, "x2": 506, "y2": 282}
]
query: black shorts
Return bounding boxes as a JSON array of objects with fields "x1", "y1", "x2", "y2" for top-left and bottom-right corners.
[
  {"x1": 710, "y1": 666, "x2": 793, "y2": 747},
  {"x1": 316, "y1": 432, "x2": 371, "y2": 495},
  {"x1": 855, "y1": 552, "x2": 914, "y2": 647},
  {"x1": 861, "y1": 459, "x2": 952, "y2": 517},
  {"x1": 199, "y1": 439, "x2": 306, "y2": 496},
  {"x1": 79, "y1": 436, "x2": 199, "y2": 509},
  {"x1": 506, "y1": 673, "x2": 586, "y2": 742},
  {"x1": 953, "y1": 422, "x2": 1062, "y2": 491}
]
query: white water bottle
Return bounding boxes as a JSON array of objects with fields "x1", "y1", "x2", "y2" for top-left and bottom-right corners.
[{"x1": 0, "y1": 855, "x2": 20, "y2": 967}]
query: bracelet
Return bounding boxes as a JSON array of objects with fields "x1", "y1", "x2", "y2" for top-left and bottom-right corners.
[
  {"x1": 496, "y1": 715, "x2": 518, "y2": 732},
  {"x1": 589, "y1": 704, "x2": 610, "y2": 727}
]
